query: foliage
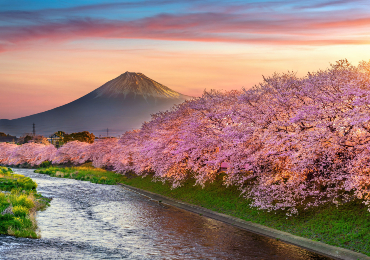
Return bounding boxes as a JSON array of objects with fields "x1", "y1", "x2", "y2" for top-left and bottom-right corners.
[
  {"x1": 50, "y1": 131, "x2": 66, "y2": 147},
  {"x1": 0, "y1": 166, "x2": 37, "y2": 191},
  {"x1": 17, "y1": 134, "x2": 33, "y2": 144},
  {"x1": 0, "y1": 167, "x2": 50, "y2": 238},
  {"x1": 39, "y1": 161, "x2": 51, "y2": 168},
  {"x1": 12, "y1": 205, "x2": 29, "y2": 217},
  {"x1": 0, "y1": 132, "x2": 7, "y2": 137},
  {"x1": 35, "y1": 163, "x2": 121, "y2": 185},
  {"x1": 52, "y1": 141, "x2": 91, "y2": 165},
  {"x1": 32, "y1": 135, "x2": 50, "y2": 145},
  {"x1": 64, "y1": 131, "x2": 95, "y2": 144},
  {"x1": 0, "y1": 166, "x2": 13, "y2": 174},
  {"x1": 3, "y1": 60, "x2": 370, "y2": 216},
  {"x1": 0, "y1": 142, "x2": 57, "y2": 166},
  {"x1": 17, "y1": 135, "x2": 50, "y2": 145},
  {"x1": 54, "y1": 131, "x2": 66, "y2": 138}
]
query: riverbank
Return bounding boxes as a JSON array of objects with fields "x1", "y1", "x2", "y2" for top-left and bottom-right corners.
[
  {"x1": 0, "y1": 167, "x2": 50, "y2": 238},
  {"x1": 34, "y1": 164, "x2": 370, "y2": 257}
]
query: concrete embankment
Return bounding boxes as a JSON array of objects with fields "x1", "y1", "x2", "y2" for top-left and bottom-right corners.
[{"x1": 120, "y1": 183, "x2": 370, "y2": 260}]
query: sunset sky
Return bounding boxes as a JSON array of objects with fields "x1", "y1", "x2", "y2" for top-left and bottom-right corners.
[{"x1": 1, "y1": 0, "x2": 370, "y2": 119}]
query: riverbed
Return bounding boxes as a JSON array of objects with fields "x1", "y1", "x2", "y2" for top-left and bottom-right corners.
[{"x1": 0, "y1": 169, "x2": 331, "y2": 259}]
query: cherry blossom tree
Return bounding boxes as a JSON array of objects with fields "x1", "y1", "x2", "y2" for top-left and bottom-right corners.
[
  {"x1": 3, "y1": 60, "x2": 370, "y2": 215},
  {"x1": 90, "y1": 138, "x2": 119, "y2": 168},
  {"x1": 52, "y1": 141, "x2": 92, "y2": 165},
  {"x1": 0, "y1": 143, "x2": 56, "y2": 166},
  {"x1": 0, "y1": 143, "x2": 18, "y2": 165}
]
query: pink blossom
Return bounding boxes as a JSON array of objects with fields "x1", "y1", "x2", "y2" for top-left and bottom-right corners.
[{"x1": 3, "y1": 60, "x2": 370, "y2": 215}]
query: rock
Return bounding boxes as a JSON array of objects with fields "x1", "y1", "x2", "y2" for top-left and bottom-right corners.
[
  {"x1": 2, "y1": 204, "x2": 13, "y2": 215},
  {"x1": 55, "y1": 171, "x2": 64, "y2": 177}
]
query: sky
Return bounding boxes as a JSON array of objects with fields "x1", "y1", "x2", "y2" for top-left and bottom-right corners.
[{"x1": 1, "y1": 0, "x2": 370, "y2": 119}]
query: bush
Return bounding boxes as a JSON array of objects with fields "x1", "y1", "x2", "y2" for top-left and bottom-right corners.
[
  {"x1": 16, "y1": 177, "x2": 37, "y2": 190},
  {"x1": 11, "y1": 194, "x2": 34, "y2": 209},
  {"x1": 39, "y1": 161, "x2": 51, "y2": 168},
  {"x1": 12, "y1": 206, "x2": 29, "y2": 217},
  {"x1": 0, "y1": 170, "x2": 49, "y2": 239},
  {"x1": 0, "y1": 179, "x2": 17, "y2": 191},
  {"x1": 0, "y1": 167, "x2": 13, "y2": 174}
]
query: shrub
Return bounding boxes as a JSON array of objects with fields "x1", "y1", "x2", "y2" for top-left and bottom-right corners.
[
  {"x1": 16, "y1": 177, "x2": 37, "y2": 190},
  {"x1": 11, "y1": 194, "x2": 34, "y2": 209},
  {"x1": 39, "y1": 161, "x2": 51, "y2": 168},
  {"x1": 99, "y1": 176, "x2": 107, "y2": 184},
  {"x1": 12, "y1": 206, "x2": 29, "y2": 217}
]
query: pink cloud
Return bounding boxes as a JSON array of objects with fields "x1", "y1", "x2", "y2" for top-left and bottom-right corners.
[
  {"x1": 314, "y1": 17, "x2": 370, "y2": 29},
  {"x1": 1, "y1": 12, "x2": 370, "y2": 51}
]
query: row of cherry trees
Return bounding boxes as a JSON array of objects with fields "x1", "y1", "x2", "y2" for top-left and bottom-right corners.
[{"x1": 2, "y1": 60, "x2": 370, "y2": 215}]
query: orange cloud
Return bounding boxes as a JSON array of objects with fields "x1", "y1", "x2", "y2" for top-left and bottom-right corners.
[{"x1": 1, "y1": 11, "x2": 370, "y2": 52}]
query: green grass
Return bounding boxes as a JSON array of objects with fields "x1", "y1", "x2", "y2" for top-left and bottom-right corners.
[
  {"x1": 35, "y1": 163, "x2": 370, "y2": 256},
  {"x1": 0, "y1": 166, "x2": 51, "y2": 238},
  {"x1": 35, "y1": 165, "x2": 125, "y2": 185}
]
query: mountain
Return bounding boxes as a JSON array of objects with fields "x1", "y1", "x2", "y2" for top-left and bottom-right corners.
[{"x1": 0, "y1": 72, "x2": 192, "y2": 137}]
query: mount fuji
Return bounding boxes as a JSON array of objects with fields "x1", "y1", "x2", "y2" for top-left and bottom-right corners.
[{"x1": 0, "y1": 72, "x2": 192, "y2": 137}]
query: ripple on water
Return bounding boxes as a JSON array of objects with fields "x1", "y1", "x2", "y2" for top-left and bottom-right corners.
[{"x1": 0, "y1": 169, "x2": 332, "y2": 260}]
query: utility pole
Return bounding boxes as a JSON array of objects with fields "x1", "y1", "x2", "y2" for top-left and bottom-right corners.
[
  {"x1": 32, "y1": 123, "x2": 36, "y2": 136},
  {"x1": 107, "y1": 128, "x2": 109, "y2": 138}
]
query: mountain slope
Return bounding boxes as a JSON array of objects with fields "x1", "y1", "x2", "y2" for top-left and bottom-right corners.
[
  {"x1": 0, "y1": 72, "x2": 192, "y2": 137},
  {"x1": 96, "y1": 72, "x2": 183, "y2": 99}
]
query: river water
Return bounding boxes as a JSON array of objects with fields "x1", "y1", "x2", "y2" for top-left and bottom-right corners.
[{"x1": 0, "y1": 169, "x2": 332, "y2": 260}]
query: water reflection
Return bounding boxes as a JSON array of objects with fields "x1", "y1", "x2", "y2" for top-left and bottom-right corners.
[{"x1": 0, "y1": 169, "x2": 332, "y2": 260}]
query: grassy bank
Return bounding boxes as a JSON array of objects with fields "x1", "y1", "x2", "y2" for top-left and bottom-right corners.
[
  {"x1": 0, "y1": 167, "x2": 50, "y2": 238},
  {"x1": 35, "y1": 164, "x2": 370, "y2": 256}
]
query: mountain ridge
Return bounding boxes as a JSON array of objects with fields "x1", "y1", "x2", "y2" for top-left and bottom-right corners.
[
  {"x1": 94, "y1": 72, "x2": 190, "y2": 100},
  {"x1": 0, "y1": 72, "x2": 192, "y2": 137}
]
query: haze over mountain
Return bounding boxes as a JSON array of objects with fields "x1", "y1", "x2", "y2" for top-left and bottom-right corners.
[{"x1": 0, "y1": 72, "x2": 192, "y2": 137}]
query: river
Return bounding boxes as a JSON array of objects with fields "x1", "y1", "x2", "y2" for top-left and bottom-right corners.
[{"x1": 0, "y1": 169, "x2": 331, "y2": 260}]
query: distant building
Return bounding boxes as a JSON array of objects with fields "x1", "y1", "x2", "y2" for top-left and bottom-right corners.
[
  {"x1": 0, "y1": 135, "x2": 18, "y2": 144},
  {"x1": 48, "y1": 133, "x2": 63, "y2": 147}
]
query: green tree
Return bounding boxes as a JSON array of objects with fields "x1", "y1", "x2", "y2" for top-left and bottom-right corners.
[
  {"x1": 17, "y1": 134, "x2": 33, "y2": 144},
  {"x1": 51, "y1": 131, "x2": 66, "y2": 147},
  {"x1": 54, "y1": 131, "x2": 66, "y2": 138},
  {"x1": 64, "y1": 131, "x2": 95, "y2": 144}
]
